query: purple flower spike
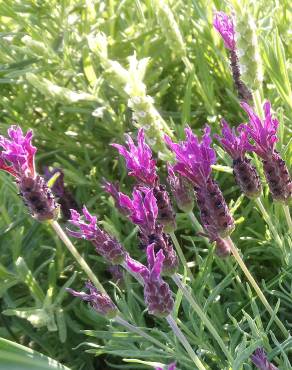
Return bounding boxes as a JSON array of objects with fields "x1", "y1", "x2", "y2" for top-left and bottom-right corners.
[
  {"x1": 67, "y1": 281, "x2": 118, "y2": 319},
  {"x1": 112, "y1": 128, "x2": 158, "y2": 187},
  {"x1": 155, "y1": 363, "x2": 176, "y2": 370},
  {"x1": 251, "y1": 348, "x2": 279, "y2": 370},
  {"x1": 0, "y1": 125, "x2": 36, "y2": 179},
  {"x1": 165, "y1": 126, "x2": 216, "y2": 188},
  {"x1": 240, "y1": 101, "x2": 279, "y2": 159},
  {"x1": 213, "y1": 11, "x2": 236, "y2": 51},
  {"x1": 127, "y1": 245, "x2": 174, "y2": 318},
  {"x1": 68, "y1": 207, "x2": 127, "y2": 264},
  {"x1": 241, "y1": 101, "x2": 292, "y2": 203},
  {"x1": 0, "y1": 126, "x2": 59, "y2": 222},
  {"x1": 215, "y1": 119, "x2": 262, "y2": 198}
]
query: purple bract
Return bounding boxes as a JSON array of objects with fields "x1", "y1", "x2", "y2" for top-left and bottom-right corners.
[
  {"x1": 165, "y1": 126, "x2": 216, "y2": 188},
  {"x1": 0, "y1": 126, "x2": 36, "y2": 179},
  {"x1": 155, "y1": 363, "x2": 176, "y2": 370},
  {"x1": 112, "y1": 128, "x2": 157, "y2": 186},
  {"x1": 215, "y1": 119, "x2": 254, "y2": 160},
  {"x1": 240, "y1": 101, "x2": 279, "y2": 159},
  {"x1": 213, "y1": 11, "x2": 236, "y2": 50}
]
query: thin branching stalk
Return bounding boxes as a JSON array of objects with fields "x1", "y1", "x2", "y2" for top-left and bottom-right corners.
[
  {"x1": 225, "y1": 236, "x2": 289, "y2": 338},
  {"x1": 255, "y1": 198, "x2": 283, "y2": 248},
  {"x1": 169, "y1": 231, "x2": 194, "y2": 281},
  {"x1": 172, "y1": 274, "x2": 233, "y2": 363},
  {"x1": 283, "y1": 205, "x2": 292, "y2": 233},
  {"x1": 188, "y1": 212, "x2": 209, "y2": 247},
  {"x1": 50, "y1": 220, "x2": 105, "y2": 293},
  {"x1": 115, "y1": 315, "x2": 173, "y2": 353},
  {"x1": 166, "y1": 314, "x2": 206, "y2": 370}
]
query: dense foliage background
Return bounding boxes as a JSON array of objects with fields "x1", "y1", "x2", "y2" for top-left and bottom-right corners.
[{"x1": 0, "y1": 0, "x2": 291, "y2": 369}]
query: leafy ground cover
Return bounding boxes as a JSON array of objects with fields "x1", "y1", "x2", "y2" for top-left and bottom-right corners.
[{"x1": 0, "y1": 0, "x2": 291, "y2": 369}]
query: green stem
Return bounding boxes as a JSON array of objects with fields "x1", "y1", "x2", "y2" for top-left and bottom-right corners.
[
  {"x1": 252, "y1": 90, "x2": 263, "y2": 118},
  {"x1": 166, "y1": 314, "x2": 206, "y2": 370},
  {"x1": 172, "y1": 273, "x2": 233, "y2": 363},
  {"x1": 50, "y1": 220, "x2": 105, "y2": 293},
  {"x1": 188, "y1": 212, "x2": 210, "y2": 247},
  {"x1": 169, "y1": 232, "x2": 194, "y2": 281},
  {"x1": 225, "y1": 236, "x2": 289, "y2": 338},
  {"x1": 115, "y1": 315, "x2": 173, "y2": 353},
  {"x1": 255, "y1": 198, "x2": 283, "y2": 248},
  {"x1": 283, "y1": 205, "x2": 292, "y2": 233}
]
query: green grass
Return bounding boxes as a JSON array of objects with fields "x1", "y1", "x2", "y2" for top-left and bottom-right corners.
[{"x1": 0, "y1": 0, "x2": 291, "y2": 369}]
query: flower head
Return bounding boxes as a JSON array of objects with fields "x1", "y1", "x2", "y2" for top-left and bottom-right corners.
[
  {"x1": 112, "y1": 128, "x2": 157, "y2": 186},
  {"x1": 68, "y1": 206, "x2": 127, "y2": 264},
  {"x1": 165, "y1": 126, "x2": 216, "y2": 188},
  {"x1": 119, "y1": 187, "x2": 158, "y2": 236},
  {"x1": 67, "y1": 281, "x2": 118, "y2": 319},
  {"x1": 240, "y1": 101, "x2": 279, "y2": 159},
  {"x1": 0, "y1": 126, "x2": 36, "y2": 179},
  {"x1": 213, "y1": 11, "x2": 236, "y2": 51},
  {"x1": 250, "y1": 348, "x2": 278, "y2": 370},
  {"x1": 127, "y1": 245, "x2": 174, "y2": 317},
  {"x1": 215, "y1": 119, "x2": 254, "y2": 160}
]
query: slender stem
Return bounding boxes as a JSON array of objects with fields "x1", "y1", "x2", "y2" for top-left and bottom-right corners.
[
  {"x1": 50, "y1": 220, "x2": 105, "y2": 293},
  {"x1": 166, "y1": 314, "x2": 206, "y2": 370},
  {"x1": 115, "y1": 315, "x2": 173, "y2": 353},
  {"x1": 225, "y1": 236, "x2": 289, "y2": 338},
  {"x1": 283, "y1": 205, "x2": 292, "y2": 233},
  {"x1": 188, "y1": 212, "x2": 209, "y2": 247},
  {"x1": 169, "y1": 232, "x2": 194, "y2": 281},
  {"x1": 252, "y1": 90, "x2": 263, "y2": 118},
  {"x1": 172, "y1": 273, "x2": 233, "y2": 363},
  {"x1": 255, "y1": 198, "x2": 283, "y2": 248},
  {"x1": 121, "y1": 261, "x2": 144, "y2": 285}
]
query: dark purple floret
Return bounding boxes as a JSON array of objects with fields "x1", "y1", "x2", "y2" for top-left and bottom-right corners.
[
  {"x1": 67, "y1": 281, "x2": 118, "y2": 319},
  {"x1": 153, "y1": 184, "x2": 176, "y2": 233},
  {"x1": 68, "y1": 206, "x2": 127, "y2": 264},
  {"x1": 201, "y1": 226, "x2": 231, "y2": 258},
  {"x1": 108, "y1": 265, "x2": 124, "y2": 287},
  {"x1": 0, "y1": 126, "x2": 59, "y2": 221},
  {"x1": 215, "y1": 119, "x2": 262, "y2": 198},
  {"x1": 250, "y1": 348, "x2": 279, "y2": 370},
  {"x1": 240, "y1": 101, "x2": 292, "y2": 203},
  {"x1": 167, "y1": 165, "x2": 194, "y2": 213},
  {"x1": 127, "y1": 245, "x2": 174, "y2": 318},
  {"x1": 112, "y1": 128, "x2": 158, "y2": 187},
  {"x1": 196, "y1": 178, "x2": 234, "y2": 238}
]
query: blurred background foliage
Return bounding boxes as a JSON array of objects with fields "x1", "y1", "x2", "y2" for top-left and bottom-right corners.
[{"x1": 0, "y1": 0, "x2": 291, "y2": 369}]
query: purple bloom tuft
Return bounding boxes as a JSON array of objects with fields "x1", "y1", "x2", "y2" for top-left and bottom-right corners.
[
  {"x1": 240, "y1": 101, "x2": 279, "y2": 159},
  {"x1": 112, "y1": 128, "x2": 157, "y2": 186},
  {"x1": 215, "y1": 119, "x2": 262, "y2": 198},
  {"x1": 213, "y1": 11, "x2": 236, "y2": 51},
  {"x1": 153, "y1": 184, "x2": 176, "y2": 233},
  {"x1": 251, "y1": 348, "x2": 278, "y2": 370},
  {"x1": 127, "y1": 245, "x2": 174, "y2": 317},
  {"x1": 0, "y1": 126, "x2": 36, "y2": 179},
  {"x1": 215, "y1": 119, "x2": 254, "y2": 160},
  {"x1": 119, "y1": 188, "x2": 158, "y2": 236},
  {"x1": 165, "y1": 126, "x2": 216, "y2": 188},
  {"x1": 67, "y1": 281, "x2": 118, "y2": 319},
  {"x1": 68, "y1": 206, "x2": 127, "y2": 264}
]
